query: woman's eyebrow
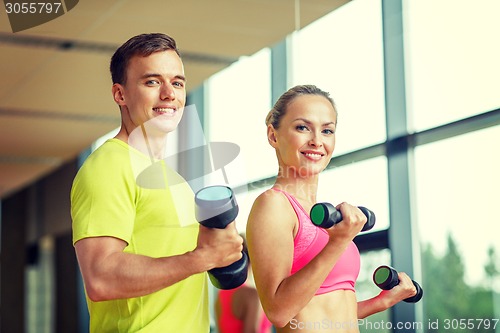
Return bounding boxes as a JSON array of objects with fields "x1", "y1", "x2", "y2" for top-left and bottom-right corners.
[{"x1": 293, "y1": 118, "x2": 336, "y2": 126}]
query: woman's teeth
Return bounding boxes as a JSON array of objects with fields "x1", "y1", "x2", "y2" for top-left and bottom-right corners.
[{"x1": 153, "y1": 107, "x2": 175, "y2": 114}]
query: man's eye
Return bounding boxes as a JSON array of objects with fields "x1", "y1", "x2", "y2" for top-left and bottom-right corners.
[
  {"x1": 146, "y1": 80, "x2": 160, "y2": 86},
  {"x1": 173, "y1": 81, "x2": 185, "y2": 88}
]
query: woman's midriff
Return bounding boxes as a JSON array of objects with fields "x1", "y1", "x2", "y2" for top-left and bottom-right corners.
[{"x1": 277, "y1": 290, "x2": 359, "y2": 333}]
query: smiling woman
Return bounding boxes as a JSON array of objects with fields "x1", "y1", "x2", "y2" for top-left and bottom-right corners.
[
  {"x1": 246, "y1": 85, "x2": 417, "y2": 333},
  {"x1": 267, "y1": 90, "x2": 337, "y2": 180},
  {"x1": 200, "y1": 1, "x2": 500, "y2": 331}
]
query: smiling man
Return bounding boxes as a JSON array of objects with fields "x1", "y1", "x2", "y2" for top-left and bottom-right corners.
[{"x1": 71, "y1": 33, "x2": 243, "y2": 333}]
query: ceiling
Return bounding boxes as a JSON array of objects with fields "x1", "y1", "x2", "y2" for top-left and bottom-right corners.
[{"x1": 0, "y1": 0, "x2": 350, "y2": 199}]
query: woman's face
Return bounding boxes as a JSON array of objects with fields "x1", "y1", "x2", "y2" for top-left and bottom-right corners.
[{"x1": 269, "y1": 94, "x2": 337, "y2": 178}]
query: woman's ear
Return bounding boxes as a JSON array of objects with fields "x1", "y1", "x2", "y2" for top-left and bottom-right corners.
[
  {"x1": 112, "y1": 83, "x2": 126, "y2": 106},
  {"x1": 267, "y1": 124, "x2": 278, "y2": 148}
]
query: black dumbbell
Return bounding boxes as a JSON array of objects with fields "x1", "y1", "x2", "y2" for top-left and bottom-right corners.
[
  {"x1": 194, "y1": 185, "x2": 248, "y2": 290},
  {"x1": 310, "y1": 202, "x2": 375, "y2": 231},
  {"x1": 373, "y1": 265, "x2": 423, "y2": 303}
]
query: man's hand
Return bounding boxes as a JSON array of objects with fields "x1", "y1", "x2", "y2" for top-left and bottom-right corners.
[{"x1": 195, "y1": 222, "x2": 243, "y2": 270}]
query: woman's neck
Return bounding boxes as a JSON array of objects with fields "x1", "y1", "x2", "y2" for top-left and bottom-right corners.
[{"x1": 273, "y1": 173, "x2": 319, "y2": 204}]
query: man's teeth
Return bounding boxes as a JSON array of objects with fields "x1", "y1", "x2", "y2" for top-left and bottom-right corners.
[{"x1": 153, "y1": 108, "x2": 175, "y2": 114}]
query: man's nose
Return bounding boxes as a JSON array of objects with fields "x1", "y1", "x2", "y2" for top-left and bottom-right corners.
[{"x1": 160, "y1": 83, "x2": 175, "y2": 100}]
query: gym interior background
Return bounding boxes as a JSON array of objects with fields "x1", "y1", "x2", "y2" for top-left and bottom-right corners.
[{"x1": 1, "y1": 0, "x2": 499, "y2": 332}]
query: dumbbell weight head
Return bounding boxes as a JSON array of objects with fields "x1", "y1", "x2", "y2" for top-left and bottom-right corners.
[
  {"x1": 310, "y1": 202, "x2": 375, "y2": 231},
  {"x1": 373, "y1": 265, "x2": 399, "y2": 289},
  {"x1": 310, "y1": 202, "x2": 341, "y2": 228},
  {"x1": 194, "y1": 185, "x2": 248, "y2": 290},
  {"x1": 358, "y1": 206, "x2": 376, "y2": 231},
  {"x1": 195, "y1": 185, "x2": 239, "y2": 229},
  {"x1": 405, "y1": 282, "x2": 424, "y2": 303},
  {"x1": 209, "y1": 251, "x2": 249, "y2": 290},
  {"x1": 373, "y1": 265, "x2": 423, "y2": 303}
]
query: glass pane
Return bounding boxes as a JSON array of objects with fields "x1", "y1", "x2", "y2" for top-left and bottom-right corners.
[
  {"x1": 415, "y1": 126, "x2": 500, "y2": 331},
  {"x1": 404, "y1": 0, "x2": 500, "y2": 131},
  {"x1": 292, "y1": 0, "x2": 386, "y2": 155},
  {"x1": 26, "y1": 237, "x2": 55, "y2": 333},
  {"x1": 318, "y1": 156, "x2": 390, "y2": 231},
  {"x1": 206, "y1": 48, "x2": 274, "y2": 186},
  {"x1": 358, "y1": 249, "x2": 391, "y2": 333},
  {"x1": 234, "y1": 185, "x2": 264, "y2": 235}
]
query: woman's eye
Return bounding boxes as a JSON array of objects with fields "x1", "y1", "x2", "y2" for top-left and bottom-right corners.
[
  {"x1": 323, "y1": 128, "x2": 335, "y2": 135},
  {"x1": 296, "y1": 125, "x2": 309, "y2": 131}
]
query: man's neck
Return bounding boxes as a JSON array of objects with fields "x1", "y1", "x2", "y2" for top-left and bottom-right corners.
[{"x1": 115, "y1": 124, "x2": 169, "y2": 160}]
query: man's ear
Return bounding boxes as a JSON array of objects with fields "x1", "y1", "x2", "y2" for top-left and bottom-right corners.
[
  {"x1": 267, "y1": 124, "x2": 278, "y2": 148},
  {"x1": 112, "y1": 83, "x2": 126, "y2": 106}
]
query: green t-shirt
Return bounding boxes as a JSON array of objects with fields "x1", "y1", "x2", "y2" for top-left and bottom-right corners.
[{"x1": 71, "y1": 138, "x2": 209, "y2": 333}]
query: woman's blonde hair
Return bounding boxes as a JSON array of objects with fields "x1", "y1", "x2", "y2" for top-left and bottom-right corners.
[{"x1": 265, "y1": 84, "x2": 336, "y2": 129}]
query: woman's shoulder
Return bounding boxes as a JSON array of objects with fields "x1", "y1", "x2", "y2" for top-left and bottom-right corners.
[
  {"x1": 249, "y1": 188, "x2": 296, "y2": 225},
  {"x1": 253, "y1": 188, "x2": 290, "y2": 209}
]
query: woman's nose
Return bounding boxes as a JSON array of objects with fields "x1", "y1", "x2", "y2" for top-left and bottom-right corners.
[{"x1": 308, "y1": 132, "x2": 323, "y2": 147}]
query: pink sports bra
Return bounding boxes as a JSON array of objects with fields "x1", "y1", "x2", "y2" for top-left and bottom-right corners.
[{"x1": 273, "y1": 188, "x2": 360, "y2": 295}]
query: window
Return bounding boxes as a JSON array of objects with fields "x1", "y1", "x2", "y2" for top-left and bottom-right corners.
[
  {"x1": 358, "y1": 249, "x2": 391, "y2": 333},
  {"x1": 404, "y1": 0, "x2": 500, "y2": 131},
  {"x1": 292, "y1": 0, "x2": 386, "y2": 155},
  {"x1": 414, "y1": 126, "x2": 500, "y2": 327},
  {"x1": 318, "y1": 156, "x2": 389, "y2": 231},
  {"x1": 206, "y1": 49, "x2": 273, "y2": 186}
]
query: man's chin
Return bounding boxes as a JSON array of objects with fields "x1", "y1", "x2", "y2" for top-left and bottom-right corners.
[{"x1": 144, "y1": 115, "x2": 181, "y2": 134}]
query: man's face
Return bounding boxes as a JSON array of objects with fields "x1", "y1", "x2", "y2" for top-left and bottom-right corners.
[{"x1": 113, "y1": 50, "x2": 186, "y2": 135}]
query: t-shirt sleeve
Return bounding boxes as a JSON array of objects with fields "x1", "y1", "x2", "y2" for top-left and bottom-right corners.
[{"x1": 71, "y1": 149, "x2": 136, "y2": 245}]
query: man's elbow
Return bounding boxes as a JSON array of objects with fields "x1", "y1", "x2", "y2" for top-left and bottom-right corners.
[{"x1": 83, "y1": 278, "x2": 114, "y2": 302}]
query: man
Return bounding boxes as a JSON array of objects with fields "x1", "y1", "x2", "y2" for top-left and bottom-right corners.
[{"x1": 71, "y1": 33, "x2": 243, "y2": 332}]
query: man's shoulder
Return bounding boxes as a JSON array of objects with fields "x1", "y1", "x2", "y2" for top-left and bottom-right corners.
[
  {"x1": 75, "y1": 139, "x2": 130, "y2": 180},
  {"x1": 82, "y1": 139, "x2": 129, "y2": 167}
]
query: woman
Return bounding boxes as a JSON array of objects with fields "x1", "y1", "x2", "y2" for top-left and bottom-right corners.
[{"x1": 246, "y1": 85, "x2": 416, "y2": 332}]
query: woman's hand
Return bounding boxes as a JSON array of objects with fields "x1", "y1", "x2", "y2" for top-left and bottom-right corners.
[
  {"x1": 379, "y1": 271, "x2": 418, "y2": 308},
  {"x1": 325, "y1": 202, "x2": 367, "y2": 243},
  {"x1": 357, "y1": 271, "x2": 418, "y2": 319}
]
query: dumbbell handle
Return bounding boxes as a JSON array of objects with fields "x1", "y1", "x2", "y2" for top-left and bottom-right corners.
[
  {"x1": 310, "y1": 202, "x2": 375, "y2": 231},
  {"x1": 373, "y1": 265, "x2": 423, "y2": 303}
]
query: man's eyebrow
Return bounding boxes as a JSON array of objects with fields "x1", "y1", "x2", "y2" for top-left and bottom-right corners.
[
  {"x1": 140, "y1": 73, "x2": 186, "y2": 82},
  {"x1": 174, "y1": 74, "x2": 186, "y2": 82}
]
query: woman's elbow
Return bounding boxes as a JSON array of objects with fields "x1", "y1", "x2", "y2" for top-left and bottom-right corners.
[
  {"x1": 269, "y1": 317, "x2": 292, "y2": 329},
  {"x1": 265, "y1": 307, "x2": 294, "y2": 328}
]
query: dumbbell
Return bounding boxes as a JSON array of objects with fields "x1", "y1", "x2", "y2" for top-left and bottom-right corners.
[
  {"x1": 310, "y1": 202, "x2": 375, "y2": 231},
  {"x1": 194, "y1": 185, "x2": 248, "y2": 290},
  {"x1": 373, "y1": 265, "x2": 423, "y2": 303}
]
